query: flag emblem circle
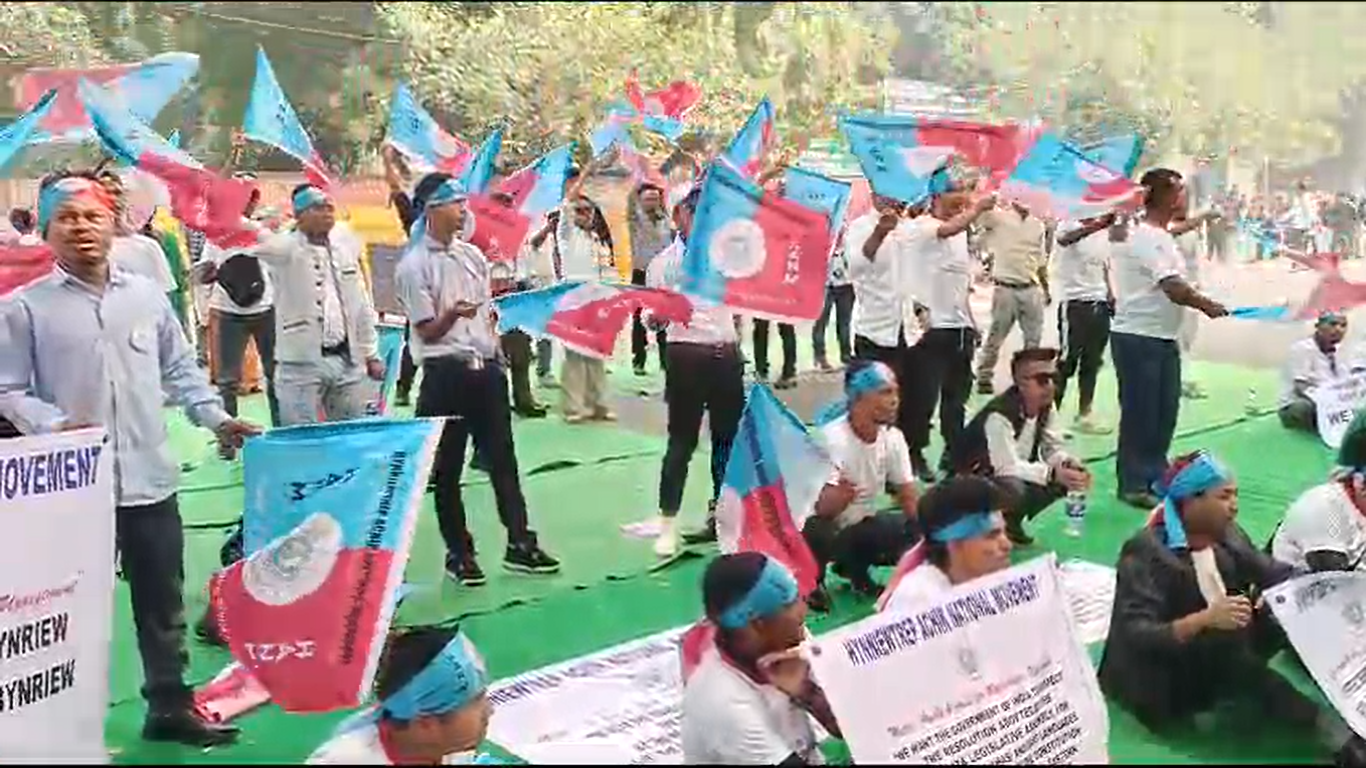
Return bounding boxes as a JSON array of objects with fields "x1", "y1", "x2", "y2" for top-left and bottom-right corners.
[
  {"x1": 709, "y1": 219, "x2": 767, "y2": 279},
  {"x1": 242, "y1": 512, "x2": 343, "y2": 606}
]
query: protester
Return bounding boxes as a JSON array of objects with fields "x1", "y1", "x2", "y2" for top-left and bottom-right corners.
[
  {"x1": 803, "y1": 360, "x2": 919, "y2": 608},
  {"x1": 1100, "y1": 451, "x2": 1366, "y2": 766},
  {"x1": 681, "y1": 552, "x2": 842, "y2": 765},
  {"x1": 0, "y1": 172, "x2": 258, "y2": 746},
  {"x1": 395, "y1": 178, "x2": 559, "y2": 584},
  {"x1": 307, "y1": 626, "x2": 494, "y2": 764},
  {"x1": 487, "y1": 188, "x2": 549, "y2": 419},
  {"x1": 1279, "y1": 312, "x2": 1350, "y2": 433},
  {"x1": 811, "y1": 227, "x2": 854, "y2": 371},
  {"x1": 878, "y1": 475, "x2": 1014, "y2": 613},
  {"x1": 1271, "y1": 412, "x2": 1366, "y2": 572},
  {"x1": 645, "y1": 186, "x2": 743, "y2": 556},
  {"x1": 751, "y1": 317, "x2": 799, "y2": 388},
  {"x1": 1110, "y1": 170, "x2": 1228, "y2": 509},
  {"x1": 99, "y1": 172, "x2": 179, "y2": 300},
  {"x1": 975, "y1": 201, "x2": 1049, "y2": 395},
  {"x1": 627, "y1": 181, "x2": 673, "y2": 375},
  {"x1": 527, "y1": 209, "x2": 563, "y2": 390},
  {"x1": 8, "y1": 206, "x2": 40, "y2": 245},
  {"x1": 951, "y1": 347, "x2": 1091, "y2": 544},
  {"x1": 556, "y1": 192, "x2": 617, "y2": 423},
  {"x1": 252, "y1": 184, "x2": 385, "y2": 425},
  {"x1": 1053, "y1": 212, "x2": 1119, "y2": 434},
  {"x1": 1170, "y1": 207, "x2": 1221, "y2": 400}
]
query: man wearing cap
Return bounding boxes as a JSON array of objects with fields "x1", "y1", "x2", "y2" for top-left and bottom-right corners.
[
  {"x1": 681, "y1": 552, "x2": 842, "y2": 765},
  {"x1": 1271, "y1": 411, "x2": 1366, "y2": 573},
  {"x1": 253, "y1": 184, "x2": 384, "y2": 425},
  {"x1": 308, "y1": 625, "x2": 495, "y2": 764},
  {"x1": 0, "y1": 172, "x2": 259, "y2": 746},
  {"x1": 1279, "y1": 312, "x2": 1353, "y2": 433},
  {"x1": 803, "y1": 360, "x2": 920, "y2": 607},
  {"x1": 395, "y1": 178, "x2": 560, "y2": 585},
  {"x1": 628, "y1": 181, "x2": 674, "y2": 376},
  {"x1": 878, "y1": 476, "x2": 1014, "y2": 613}
]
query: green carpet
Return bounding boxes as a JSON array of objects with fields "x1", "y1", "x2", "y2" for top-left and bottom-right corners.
[{"x1": 103, "y1": 359, "x2": 1338, "y2": 764}]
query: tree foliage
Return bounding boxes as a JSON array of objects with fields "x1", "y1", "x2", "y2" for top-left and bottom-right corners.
[{"x1": 0, "y1": 3, "x2": 108, "y2": 68}]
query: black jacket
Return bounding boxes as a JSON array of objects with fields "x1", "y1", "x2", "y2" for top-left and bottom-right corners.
[
  {"x1": 950, "y1": 387, "x2": 1049, "y2": 477},
  {"x1": 1098, "y1": 523, "x2": 1295, "y2": 728}
]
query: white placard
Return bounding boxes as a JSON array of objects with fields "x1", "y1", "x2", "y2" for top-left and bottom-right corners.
[
  {"x1": 1268, "y1": 572, "x2": 1366, "y2": 737},
  {"x1": 1057, "y1": 560, "x2": 1117, "y2": 646},
  {"x1": 807, "y1": 555, "x2": 1109, "y2": 765},
  {"x1": 1310, "y1": 372, "x2": 1366, "y2": 449},
  {"x1": 0, "y1": 430, "x2": 115, "y2": 763}
]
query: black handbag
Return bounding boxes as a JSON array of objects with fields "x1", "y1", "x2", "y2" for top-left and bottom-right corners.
[{"x1": 216, "y1": 252, "x2": 266, "y2": 309}]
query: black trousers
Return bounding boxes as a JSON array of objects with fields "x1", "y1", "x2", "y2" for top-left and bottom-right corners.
[
  {"x1": 812, "y1": 284, "x2": 855, "y2": 364},
  {"x1": 1279, "y1": 396, "x2": 1317, "y2": 432},
  {"x1": 804, "y1": 513, "x2": 919, "y2": 587},
  {"x1": 752, "y1": 319, "x2": 797, "y2": 380},
  {"x1": 994, "y1": 476, "x2": 1066, "y2": 523},
  {"x1": 396, "y1": 323, "x2": 418, "y2": 400},
  {"x1": 918, "y1": 327, "x2": 979, "y2": 468},
  {"x1": 853, "y1": 333, "x2": 934, "y2": 454},
  {"x1": 416, "y1": 356, "x2": 534, "y2": 559},
  {"x1": 213, "y1": 308, "x2": 280, "y2": 427},
  {"x1": 630, "y1": 268, "x2": 667, "y2": 371},
  {"x1": 117, "y1": 496, "x2": 191, "y2": 711},
  {"x1": 660, "y1": 342, "x2": 745, "y2": 514},
  {"x1": 1056, "y1": 299, "x2": 1112, "y2": 413},
  {"x1": 501, "y1": 329, "x2": 537, "y2": 412}
]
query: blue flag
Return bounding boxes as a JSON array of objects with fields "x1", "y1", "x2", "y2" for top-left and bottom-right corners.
[
  {"x1": 244, "y1": 46, "x2": 328, "y2": 182},
  {"x1": 460, "y1": 128, "x2": 503, "y2": 196},
  {"x1": 0, "y1": 90, "x2": 58, "y2": 174}
]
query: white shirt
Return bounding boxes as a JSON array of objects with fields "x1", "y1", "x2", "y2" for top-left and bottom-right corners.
[
  {"x1": 110, "y1": 234, "x2": 176, "y2": 294},
  {"x1": 846, "y1": 213, "x2": 918, "y2": 347},
  {"x1": 319, "y1": 251, "x2": 347, "y2": 347},
  {"x1": 395, "y1": 235, "x2": 499, "y2": 363},
  {"x1": 1281, "y1": 337, "x2": 1348, "y2": 407},
  {"x1": 557, "y1": 211, "x2": 613, "y2": 282},
  {"x1": 1190, "y1": 547, "x2": 1227, "y2": 608},
  {"x1": 1054, "y1": 222, "x2": 1111, "y2": 302},
  {"x1": 1111, "y1": 222, "x2": 1185, "y2": 340},
  {"x1": 907, "y1": 217, "x2": 975, "y2": 330},
  {"x1": 205, "y1": 240, "x2": 275, "y2": 315},
  {"x1": 681, "y1": 647, "x2": 822, "y2": 766},
  {"x1": 881, "y1": 563, "x2": 954, "y2": 616},
  {"x1": 646, "y1": 239, "x2": 737, "y2": 345},
  {"x1": 1175, "y1": 228, "x2": 1202, "y2": 287},
  {"x1": 983, "y1": 412, "x2": 1070, "y2": 486},
  {"x1": 819, "y1": 416, "x2": 913, "y2": 529},
  {"x1": 1272, "y1": 482, "x2": 1366, "y2": 571}
]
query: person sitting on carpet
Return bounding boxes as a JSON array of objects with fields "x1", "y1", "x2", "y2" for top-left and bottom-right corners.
[
  {"x1": 949, "y1": 347, "x2": 1091, "y2": 546},
  {"x1": 1098, "y1": 451, "x2": 1366, "y2": 766},
  {"x1": 308, "y1": 625, "x2": 497, "y2": 764},
  {"x1": 681, "y1": 552, "x2": 841, "y2": 765},
  {"x1": 877, "y1": 475, "x2": 1014, "y2": 613},
  {"x1": 1271, "y1": 410, "x2": 1366, "y2": 572},
  {"x1": 803, "y1": 360, "x2": 920, "y2": 610},
  {"x1": 1279, "y1": 312, "x2": 1352, "y2": 434}
]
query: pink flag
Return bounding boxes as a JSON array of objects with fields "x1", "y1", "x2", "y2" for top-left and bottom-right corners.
[
  {"x1": 0, "y1": 243, "x2": 55, "y2": 298},
  {"x1": 465, "y1": 195, "x2": 533, "y2": 265},
  {"x1": 139, "y1": 152, "x2": 259, "y2": 248}
]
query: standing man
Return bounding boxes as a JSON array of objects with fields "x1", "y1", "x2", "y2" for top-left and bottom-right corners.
[
  {"x1": 1170, "y1": 207, "x2": 1221, "y2": 400},
  {"x1": 812, "y1": 227, "x2": 854, "y2": 371},
  {"x1": 975, "y1": 201, "x2": 1049, "y2": 395},
  {"x1": 555, "y1": 193, "x2": 616, "y2": 422},
  {"x1": 751, "y1": 317, "x2": 798, "y2": 388},
  {"x1": 395, "y1": 179, "x2": 560, "y2": 584},
  {"x1": 0, "y1": 173, "x2": 258, "y2": 745},
  {"x1": 646, "y1": 187, "x2": 745, "y2": 557},
  {"x1": 628, "y1": 181, "x2": 673, "y2": 375},
  {"x1": 1110, "y1": 169, "x2": 1228, "y2": 508},
  {"x1": 254, "y1": 185, "x2": 385, "y2": 425},
  {"x1": 1053, "y1": 213, "x2": 1119, "y2": 434}
]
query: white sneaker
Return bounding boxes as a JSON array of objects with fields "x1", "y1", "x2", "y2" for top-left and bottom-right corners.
[{"x1": 654, "y1": 517, "x2": 678, "y2": 558}]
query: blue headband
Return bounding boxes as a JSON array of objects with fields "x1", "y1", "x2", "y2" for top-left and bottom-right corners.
[
  {"x1": 1154, "y1": 453, "x2": 1231, "y2": 550},
  {"x1": 291, "y1": 186, "x2": 330, "y2": 217},
  {"x1": 716, "y1": 559, "x2": 800, "y2": 630},
  {"x1": 814, "y1": 362, "x2": 897, "y2": 426},
  {"x1": 38, "y1": 178, "x2": 111, "y2": 234},
  {"x1": 381, "y1": 631, "x2": 489, "y2": 721},
  {"x1": 929, "y1": 511, "x2": 999, "y2": 544},
  {"x1": 425, "y1": 179, "x2": 468, "y2": 210},
  {"x1": 1319, "y1": 312, "x2": 1347, "y2": 325}
]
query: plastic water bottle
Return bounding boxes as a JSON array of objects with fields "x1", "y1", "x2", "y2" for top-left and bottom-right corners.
[
  {"x1": 1064, "y1": 490, "x2": 1087, "y2": 537},
  {"x1": 1245, "y1": 386, "x2": 1260, "y2": 416}
]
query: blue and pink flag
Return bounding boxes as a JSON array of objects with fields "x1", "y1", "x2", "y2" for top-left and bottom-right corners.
[
  {"x1": 499, "y1": 144, "x2": 576, "y2": 217},
  {"x1": 998, "y1": 132, "x2": 1142, "y2": 219},
  {"x1": 366, "y1": 324, "x2": 407, "y2": 416},
  {"x1": 716, "y1": 384, "x2": 831, "y2": 597},
  {"x1": 0, "y1": 89, "x2": 57, "y2": 175},
  {"x1": 494, "y1": 281, "x2": 693, "y2": 359},
  {"x1": 782, "y1": 167, "x2": 852, "y2": 243},
  {"x1": 211, "y1": 419, "x2": 442, "y2": 712},
  {"x1": 0, "y1": 87, "x2": 57, "y2": 297},
  {"x1": 16, "y1": 52, "x2": 198, "y2": 144},
  {"x1": 840, "y1": 114, "x2": 956, "y2": 204},
  {"x1": 466, "y1": 144, "x2": 576, "y2": 263},
  {"x1": 589, "y1": 73, "x2": 701, "y2": 155},
  {"x1": 386, "y1": 83, "x2": 471, "y2": 175},
  {"x1": 683, "y1": 160, "x2": 833, "y2": 322},
  {"x1": 721, "y1": 98, "x2": 777, "y2": 178},
  {"x1": 459, "y1": 128, "x2": 503, "y2": 196},
  {"x1": 464, "y1": 194, "x2": 534, "y2": 265},
  {"x1": 243, "y1": 47, "x2": 331, "y2": 187},
  {"x1": 1080, "y1": 133, "x2": 1144, "y2": 178}
]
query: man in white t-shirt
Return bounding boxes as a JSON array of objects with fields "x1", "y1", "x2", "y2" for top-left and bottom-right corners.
[
  {"x1": 1279, "y1": 312, "x2": 1352, "y2": 433},
  {"x1": 803, "y1": 361, "x2": 920, "y2": 607},
  {"x1": 1110, "y1": 170, "x2": 1228, "y2": 508},
  {"x1": 681, "y1": 553, "x2": 841, "y2": 765},
  {"x1": 878, "y1": 475, "x2": 1014, "y2": 614},
  {"x1": 1169, "y1": 208, "x2": 1222, "y2": 399},
  {"x1": 1272, "y1": 413, "x2": 1366, "y2": 573},
  {"x1": 1053, "y1": 213, "x2": 1119, "y2": 433}
]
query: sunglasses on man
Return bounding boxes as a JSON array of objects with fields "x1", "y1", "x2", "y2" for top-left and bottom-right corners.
[{"x1": 1026, "y1": 371, "x2": 1059, "y2": 386}]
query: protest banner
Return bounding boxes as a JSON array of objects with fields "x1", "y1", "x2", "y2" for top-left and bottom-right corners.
[
  {"x1": 1057, "y1": 559, "x2": 1117, "y2": 646},
  {"x1": 0, "y1": 430, "x2": 114, "y2": 762},
  {"x1": 807, "y1": 555, "x2": 1108, "y2": 765},
  {"x1": 1311, "y1": 371, "x2": 1366, "y2": 449},
  {"x1": 1268, "y1": 572, "x2": 1366, "y2": 737},
  {"x1": 211, "y1": 419, "x2": 442, "y2": 712}
]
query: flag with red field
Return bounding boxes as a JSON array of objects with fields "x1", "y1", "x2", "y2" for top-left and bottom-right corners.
[
  {"x1": 494, "y1": 281, "x2": 693, "y2": 359},
  {"x1": 721, "y1": 98, "x2": 777, "y2": 178}
]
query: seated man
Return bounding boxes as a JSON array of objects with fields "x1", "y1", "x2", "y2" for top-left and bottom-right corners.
[
  {"x1": 1099, "y1": 452, "x2": 1366, "y2": 765},
  {"x1": 308, "y1": 625, "x2": 496, "y2": 764},
  {"x1": 1280, "y1": 312, "x2": 1351, "y2": 433},
  {"x1": 877, "y1": 475, "x2": 1014, "y2": 613},
  {"x1": 804, "y1": 361, "x2": 920, "y2": 607},
  {"x1": 681, "y1": 552, "x2": 841, "y2": 765},
  {"x1": 1272, "y1": 410, "x2": 1366, "y2": 572},
  {"x1": 950, "y1": 347, "x2": 1091, "y2": 545}
]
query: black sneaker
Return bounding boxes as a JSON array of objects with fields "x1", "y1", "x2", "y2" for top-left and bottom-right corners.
[
  {"x1": 634, "y1": 365, "x2": 647, "y2": 377},
  {"x1": 976, "y1": 379, "x2": 994, "y2": 395},
  {"x1": 446, "y1": 553, "x2": 487, "y2": 587},
  {"x1": 774, "y1": 375, "x2": 797, "y2": 390},
  {"x1": 394, "y1": 393, "x2": 412, "y2": 408},
  {"x1": 142, "y1": 708, "x2": 238, "y2": 747},
  {"x1": 682, "y1": 513, "x2": 718, "y2": 545},
  {"x1": 469, "y1": 453, "x2": 491, "y2": 473},
  {"x1": 806, "y1": 585, "x2": 832, "y2": 613},
  {"x1": 1005, "y1": 517, "x2": 1035, "y2": 546},
  {"x1": 910, "y1": 450, "x2": 936, "y2": 483},
  {"x1": 515, "y1": 403, "x2": 549, "y2": 419},
  {"x1": 504, "y1": 542, "x2": 561, "y2": 574}
]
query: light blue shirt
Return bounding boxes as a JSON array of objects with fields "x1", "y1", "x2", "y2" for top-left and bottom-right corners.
[{"x1": 0, "y1": 266, "x2": 230, "y2": 506}]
